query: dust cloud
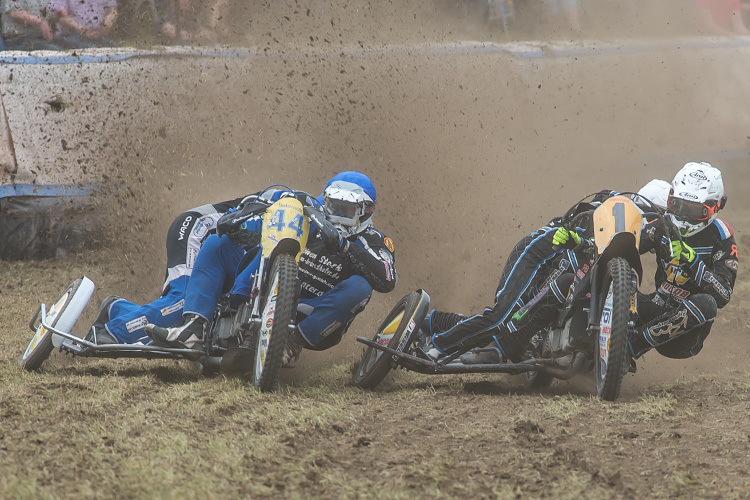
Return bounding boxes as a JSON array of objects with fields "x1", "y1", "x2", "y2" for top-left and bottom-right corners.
[{"x1": 99, "y1": 1, "x2": 747, "y2": 385}]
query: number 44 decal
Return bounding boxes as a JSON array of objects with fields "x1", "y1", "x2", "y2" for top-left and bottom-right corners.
[{"x1": 268, "y1": 209, "x2": 305, "y2": 238}]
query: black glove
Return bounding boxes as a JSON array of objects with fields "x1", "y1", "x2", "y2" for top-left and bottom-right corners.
[{"x1": 324, "y1": 231, "x2": 348, "y2": 253}]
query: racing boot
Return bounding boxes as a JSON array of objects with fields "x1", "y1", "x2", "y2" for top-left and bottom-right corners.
[
  {"x1": 282, "y1": 332, "x2": 304, "y2": 368},
  {"x1": 424, "y1": 310, "x2": 467, "y2": 361},
  {"x1": 93, "y1": 295, "x2": 122, "y2": 327},
  {"x1": 85, "y1": 295, "x2": 122, "y2": 345},
  {"x1": 145, "y1": 314, "x2": 206, "y2": 349},
  {"x1": 84, "y1": 323, "x2": 118, "y2": 345},
  {"x1": 628, "y1": 327, "x2": 653, "y2": 360}
]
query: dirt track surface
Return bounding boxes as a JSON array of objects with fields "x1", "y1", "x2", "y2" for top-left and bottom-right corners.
[{"x1": 2, "y1": 2, "x2": 750, "y2": 498}]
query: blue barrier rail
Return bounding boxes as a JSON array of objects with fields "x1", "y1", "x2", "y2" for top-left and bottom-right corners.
[
  {"x1": 1, "y1": 37, "x2": 750, "y2": 65},
  {"x1": 0, "y1": 183, "x2": 100, "y2": 198}
]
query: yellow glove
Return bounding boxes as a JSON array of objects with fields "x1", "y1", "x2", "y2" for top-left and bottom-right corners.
[
  {"x1": 552, "y1": 227, "x2": 581, "y2": 249},
  {"x1": 671, "y1": 240, "x2": 696, "y2": 265}
]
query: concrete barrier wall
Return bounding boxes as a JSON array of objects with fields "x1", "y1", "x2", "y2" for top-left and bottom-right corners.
[
  {"x1": 1, "y1": 40, "x2": 748, "y2": 189},
  {"x1": 0, "y1": 39, "x2": 748, "y2": 260}
]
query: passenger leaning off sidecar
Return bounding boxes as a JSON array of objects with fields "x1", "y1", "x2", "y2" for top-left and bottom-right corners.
[
  {"x1": 86, "y1": 196, "x2": 246, "y2": 345},
  {"x1": 425, "y1": 191, "x2": 617, "y2": 363},
  {"x1": 145, "y1": 171, "x2": 397, "y2": 365},
  {"x1": 630, "y1": 163, "x2": 737, "y2": 360}
]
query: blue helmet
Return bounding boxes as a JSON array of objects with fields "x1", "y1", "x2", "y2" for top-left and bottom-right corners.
[{"x1": 323, "y1": 171, "x2": 377, "y2": 236}]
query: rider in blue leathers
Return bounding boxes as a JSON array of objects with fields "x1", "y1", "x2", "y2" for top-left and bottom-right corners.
[
  {"x1": 145, "y1": 172, "x2": 397, "y2": 363},
  {"x1": 86, "y1": 197, "x2": 245, "y2": 345}
]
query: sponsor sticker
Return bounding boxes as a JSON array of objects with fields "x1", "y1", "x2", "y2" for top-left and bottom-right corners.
[
  {"x1": 384, "y1": 237, "x2": 395, "y2": 253},
  {"x1": 161, "y1": 299, "x2": 185, "y2": 316},
  {"x1": 126, "y1": 316, "x2": 149, "y2": 333},
  {"x1": 187, "y1": 247, "x2": 199, "y2": 269},
  {"x1": 192, "y1": 217, "x2": 211, "y2": 239},
  {"x1": 658, "y1": 282, "x2": 690, "y2": 300},
  {"x1": 178, "y1": 216, "x2": 193, "y2": 241}
]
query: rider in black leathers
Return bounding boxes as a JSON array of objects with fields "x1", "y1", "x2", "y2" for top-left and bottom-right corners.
[
  {"x1": 426, "y1": 191, "x2": 616, "y2": 362},
  {"x1": 630, "y1": 162, "x2": 737, "y2": 359}
]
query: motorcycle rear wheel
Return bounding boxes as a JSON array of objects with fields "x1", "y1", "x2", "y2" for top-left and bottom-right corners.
[
  {"x1": 20, "y1": 277, "x2": 94, "y2": 371},
  {"x1": 594, "y1": 257, "x2": 633, "y2": 401},
  {"x1": 353, "y1": 291, "x2": 421, "y2": 390},
  {"x1": 253, "y1": 253, "x2": 298, "y2": 392}
]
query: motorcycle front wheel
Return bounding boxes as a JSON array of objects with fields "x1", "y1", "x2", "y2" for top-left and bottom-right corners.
[
  {"x1": 253, "y1": 253, "x2": 298, "y2": 392},
  {"x1": 353, "y1": 291, "x2": 422, "y2": 390},
  {"x1": 594, "y1": 257, "x2": 633, "y2": 401}
]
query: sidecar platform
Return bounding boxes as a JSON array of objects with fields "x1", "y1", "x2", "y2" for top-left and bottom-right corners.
[
  {"x1": 356, "y1": 336, "x2": 588, "y2": 379},
  {"x1": 37, "y1": 303, "x2": 205, "y2": 361},
  {"x1": 357, "y1": 336, "x2": 540, "y2": 375}
]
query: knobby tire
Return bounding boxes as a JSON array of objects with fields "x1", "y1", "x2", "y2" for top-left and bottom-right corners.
[
  {"x1": 596, "y1": 257, "x2": 633, "y2": 401},
  {"x1": 254, "y1": 253, "x2": 298, "y2": 392},
  {"x1": 354, "y1": 291, "x2": 421, "y2": 390}
]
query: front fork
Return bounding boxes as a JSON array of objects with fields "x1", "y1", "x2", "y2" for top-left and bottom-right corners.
[{"x1": 232, "y1": 264, "x2": 265, "y2": 347}]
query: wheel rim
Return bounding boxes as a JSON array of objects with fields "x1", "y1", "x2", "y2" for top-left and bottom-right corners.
[
  {"x1": 22, "y1": 291, "x2": 69, "y2": 361},
  {"x1": 254, "y1": 272, "x2": 280, "y2": 383},
  {"x1": 358, "y1": 307, "x2": 405, "y2": 378},
  {"x1": 22, "y1": 327, "x2": 49, "y2": 360}
]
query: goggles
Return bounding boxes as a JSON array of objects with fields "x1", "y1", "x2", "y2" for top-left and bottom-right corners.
[
  {"x1": 324, "y1": 197, "x2": 363, "y2": 226},
  {"x1": 667, "y1": 195, "x2": 717, "y2": 222}
]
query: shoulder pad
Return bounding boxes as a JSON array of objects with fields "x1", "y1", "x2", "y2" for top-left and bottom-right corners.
[
  {"x1": 361, "y1": 226, "x2": 385, "y2": 238},
  {"x1": 357, "y1": 227, "x2": 393, "y2": 251},
  {"x1": 712, "y1": 219, "x2": 734, "y2": 240}
]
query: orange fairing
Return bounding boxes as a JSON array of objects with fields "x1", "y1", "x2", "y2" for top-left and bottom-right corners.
[{"x1": 592, "y1": 196, "x2": 642, "y2": 254}]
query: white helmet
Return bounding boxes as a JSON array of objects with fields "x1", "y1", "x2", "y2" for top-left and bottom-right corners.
[
  {"x1": 323, "y1": 171, "x2": 377, "y2": 237},
  {"x1": 668, "y1": 162, "x2": 726, "y2": 237},
  {"x1": 634, "y1": 179, "x2": 671, "y2": 211}
]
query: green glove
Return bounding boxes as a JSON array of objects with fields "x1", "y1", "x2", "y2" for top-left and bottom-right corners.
[
  {"x1": 671, "y1": 240, "x2": 696, "y2": 265},
  {"x1": 552, "y1": 227, "x2": 581, "y2": 249}
]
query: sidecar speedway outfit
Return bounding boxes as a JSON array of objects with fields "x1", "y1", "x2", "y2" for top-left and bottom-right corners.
[
  {"x1": 92, "y1": 197, "x2": 244, "y2": 344},
  {"x1": 146, "y1": 172, "x2": 397, "y2": 352},
  {"x1": 429, "y1": 192, "x2": 615, "y2": 362},
  {"x1": 629, "y1": 163, "x2": 737, "y2": 359}
]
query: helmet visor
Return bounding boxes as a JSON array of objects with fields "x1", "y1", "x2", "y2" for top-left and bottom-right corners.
[
  {"x1": 667, "y1": 195, "x2": 716, "y2": 222},
  {"x1": 324, "y1": 197, "x2": 361, "y2": 226}
]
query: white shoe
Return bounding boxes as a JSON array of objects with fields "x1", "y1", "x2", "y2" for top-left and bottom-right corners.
[
  {"x1": 426, "y1": 347, "x2": 443, "y2": 361},
  {"x1": 145, "y1": 315, "x2": 205, "y2": 349}
]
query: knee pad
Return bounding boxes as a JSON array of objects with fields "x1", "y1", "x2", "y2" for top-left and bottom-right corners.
[
  {"x1": 549, "y1": 273, "x2": 574, "y2": 304},
  {"x1": 645, "y1": 294, "x2": 717, "y2": 359},
  {"x1": 684, "y1": 294, "x2": 717, "y2": 323},
  {"x1": 654, "y1": 321, "x2": 714, "y2": 359},
  {"x1": 337, "y1": 275, "x2": 373, "y2": 311}
]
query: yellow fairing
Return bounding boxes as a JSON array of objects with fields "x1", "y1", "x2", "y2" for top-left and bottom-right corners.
[
  {"x1": 383, "y1": 311, "x2": 405, "y2": 336},
  {"x1": 261, "y1": 197, "x2": 310, "y2": 261},
  {"x1": 593, "y1": 196, "x2": 642, "y2": 255}
]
